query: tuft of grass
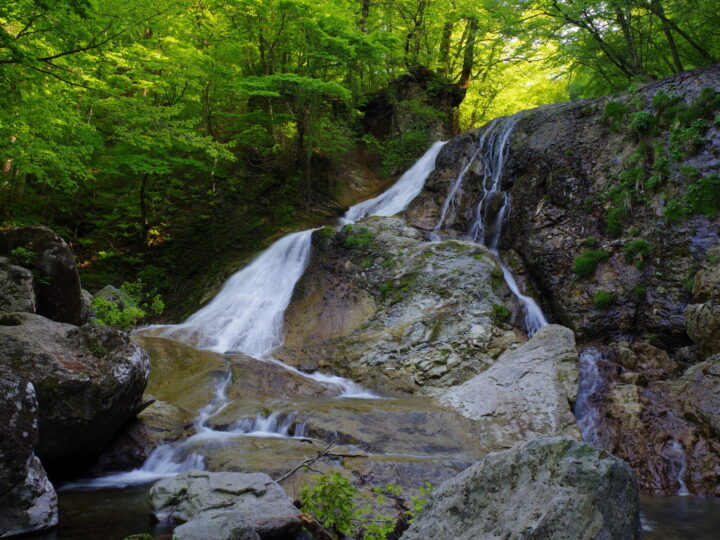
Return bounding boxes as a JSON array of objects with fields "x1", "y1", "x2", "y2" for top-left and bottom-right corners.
[
  {"x1": 593, "y1": 290, "x2": 614, "y2": 309},
  {"x1": 573, "y1": 249, "x2": 610, "y2": 278}
]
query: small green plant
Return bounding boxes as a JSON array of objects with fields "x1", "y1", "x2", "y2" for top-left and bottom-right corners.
[
  {"x1": 601, "y1": 100, "x2": 630, "y2": 131},
  {"x1": 623, "y1": 239, "x2": 653, "y2": 268},
  {"x1": 633, "y1": 285, "x2": 647, "y2": 300},
  {"x1": 573, "y1": 249, "x2": 610, "y2": 278},
  {"x1": 685, "y1": 174, "x2": 720, "y2": 218},
  {"x1": 10, "y1": 247, "x2": 36, "y2": 266},
  {"x1": 684, "y1": 269, "x2": 697, "y2": 294},
  {"x1": 492, "y1": 303, "x2": 511, "y2": 323},
  {"x1": 91, "y1": 297, "x2": 145, "y2": 330},
  {"x1": 300, "y1": 473, "x2": 432, "y2": 540},
  {"x1": 343, "y1": 225, "x2": 374, "y2": 250},
  {"x1": 663, "y1": 199, "x2": 686, "y2": 223},
  {"x1": 300, "y1": 472, "x2": 356, "y2": 537},
  {"x1": 593, "y1": 290, "x2": 614, "y2": 309},
  {"x1": 360, "y1": 256, "x2": 373, "y2": 269},
  {"x1": 629, "y1": 110, "x2": 656, "y2": 136},
  {"x1": 606, "y1": 207, "x2": 625, "y2": 237},
  {"x1": 120, "y1": 278, "x2": 165, "y2": 316}
]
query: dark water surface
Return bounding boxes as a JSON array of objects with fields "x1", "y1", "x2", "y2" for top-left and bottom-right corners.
[
  {"x1": 20, "y1": 486, "x2": 720, "y2": 539},
  {"x1": 641, "y1": 495, "x2": 720, "y2": 539},
  {"x1": 24, "y1": 486, "x2": 173, "y2": 540}
]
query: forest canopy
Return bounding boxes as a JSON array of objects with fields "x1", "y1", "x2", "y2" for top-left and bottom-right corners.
[{"x1": 1, "y1": 0, "x2": 717, "y2": 307}]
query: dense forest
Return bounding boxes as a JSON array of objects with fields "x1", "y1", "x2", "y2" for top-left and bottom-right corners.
[{"x1": 2, "y1": 0, "x2": 718, "y2": 314}]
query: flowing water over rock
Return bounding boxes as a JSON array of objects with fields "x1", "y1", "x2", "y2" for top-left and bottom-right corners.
[
  {"x1": 69, "y1": 142, "x2": 448, "y2": 489},
  {"x1": 574, "y1": 349, "x2": 604, "y2": 447},
  {"x1": 431, "y1": 114, "x2": 548, "y2": 336}
]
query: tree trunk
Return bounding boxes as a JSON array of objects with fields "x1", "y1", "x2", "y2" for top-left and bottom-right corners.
[
  {"x1": 459, "y1": 17, "x2": 478, "y2": 88},
  {"x1": 649, "y1": 0, "x2": 684, "y2": 72},
  {"x1": 437, "y1": 20, "x2": 453, "y2": 75}
]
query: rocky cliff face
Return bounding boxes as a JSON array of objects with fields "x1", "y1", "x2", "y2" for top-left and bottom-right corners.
[{"x1": 406, "y1": 63, "x2": 720, "y2": 494}]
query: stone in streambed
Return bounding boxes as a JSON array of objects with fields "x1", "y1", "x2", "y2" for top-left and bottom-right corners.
[
  {"x1": 149, "y1": 470, "x2": 301, "y2": 538},
  {"x1": 172, "y1": 514, "x2": 260, "y2": 540},
  {"x1": 403, "y1": 437, "x2": 641, "y2": 540}
]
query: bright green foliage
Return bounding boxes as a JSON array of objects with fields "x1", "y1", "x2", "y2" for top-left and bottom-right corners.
[
  {"x1": 623, "y1": 240, "x2": 654, "y2": 268},
  {"x1": 573, "y1": 249, "x2": 610, "y2": 278},
  {"x1": 300, "y1": 472, "x2": 357, "y2": 537},
  {"x1": 593, "y1": 290, "x2": 614, "y2": 309},
  {"x1": 91, "y1": 297, "x2": 145, "y2": 329},
  {"x1": 120, "y1": 279, "x2": 165, "y2": 316},
  {"x1": 492, "y1": 303, "x2": 511, "y2": 323},
  {"x1": 300, "y1": 473, "x2": 432, "y2": 540}
]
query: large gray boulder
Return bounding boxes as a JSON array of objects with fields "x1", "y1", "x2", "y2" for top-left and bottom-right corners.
[
  {"x1": 149, "y1": 471, "x2": 301, "y2": 538},
  {"x1": 0, "y1": 365, "x2": 57, "y2": 537},
  {"x1": 403, "y1": 437, "x2": 641, "y2": 540},
  {"x1": 0, "y1": 226, "x2": 86, "y2": 325},
  {"x1": 439, "y1": 324, "x2": 581, "y2": 448},
  {"x1": 279, "y1": 216, "x2": 525, "y2": 394},
  {"x1": 0, "y1": 312, "x2": 149, "y2": 463},
  {"x1": 0, "y1": 260, "x2": 35, "y2": 314}
]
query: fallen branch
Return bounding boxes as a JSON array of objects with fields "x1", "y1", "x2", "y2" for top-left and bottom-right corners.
[
  {"x1": 299, "y1": 512, "x2": 336, "y2": 540},
  {"x1": 275, "y1": 440, "x2": 367, "y2": 484}
]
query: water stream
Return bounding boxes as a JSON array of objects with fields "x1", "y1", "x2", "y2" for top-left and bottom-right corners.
[
  {"x1": 66, "y1": 141, "x2": 447, "y2": 489},
  {"x1": 431, "y1": 113, "x2": 548, "y2": 336},
  {"x1": 574, "y1": 349, "x2": 604, "y2": 447}
]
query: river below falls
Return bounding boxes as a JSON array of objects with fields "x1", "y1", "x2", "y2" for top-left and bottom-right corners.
[{"x1": 18, "y1": 486, "x2": 720, "y2": 539}]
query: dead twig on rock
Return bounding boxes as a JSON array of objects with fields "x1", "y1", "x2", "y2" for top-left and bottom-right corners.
[{"x1": 275, "y1": 440, "x2": 367, "y2": 484}]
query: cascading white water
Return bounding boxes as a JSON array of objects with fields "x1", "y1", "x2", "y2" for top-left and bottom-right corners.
[
  {"x1": 574, "y1": 349, "x2": 604, "y2": 446},
  {"x1": 67, "y1": 142, "x2": 447, "y2": 488},
  {"x1": 342, "y1": 141, "x2": 446, "y2": 224},
  {"x1": 431, "y1": 113, "x2": 548, "y2": 336}
]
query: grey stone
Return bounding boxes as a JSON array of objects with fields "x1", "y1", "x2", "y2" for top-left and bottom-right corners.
[
  {"x1": 440, "y1": 325, "x2": 581, "y2": 448},
  {"x1": 0, "y1": 262, "x2": 35, "y2": 314},
  {"x1": 172, "y1": 514, "x2": 260, "y2": 540},
  {"x1": 150, "y1": 470, "x2": 301, "y2": 538},
  {"x1": 0, "y1": 312, "x2": 149, "y2": 463},
  {"x1": 403, "y1": 437, "x2": 641, "y2": 540}
]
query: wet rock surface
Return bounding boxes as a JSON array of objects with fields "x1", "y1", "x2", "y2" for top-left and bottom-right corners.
[
  {"x1": 149, "y1": 471, "x2": 301, "y2": 538},
  {"x1": 0, "y1": 312, "x2": 149, "y2": 465},
  {"x1": 279, "y1": 216, "x2": 524, "y2": 395},
  {"x1": 403, "y1": 437, "x2": 642, "y2": 540},
  {"x1": 405, "y1": 64, "x2": 720, "y2": 494},
  {"x1": 0, "y1": 365, "x2": 58, "y2": 538}
]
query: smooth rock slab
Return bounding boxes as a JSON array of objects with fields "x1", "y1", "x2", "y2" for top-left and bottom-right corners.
[
  {"x1": 440, "y1": 324, "x2": 581, "y2": 448},
  {"x1": 403, "y1": 437, "x2": 641, "y2": 540},
  {"x1": 149, "y1": 471, "x2": 301, "y2": 538},
  {"x1": 0, "y1": 261, "x2": 35, "y2": 314}
]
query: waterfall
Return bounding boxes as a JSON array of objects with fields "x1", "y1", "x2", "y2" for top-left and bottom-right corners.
[
  {"x1": 432, "y1": 113, "x2": 548, "y2": 336},
  {"x1": 62, "y1": 142, "x2": 446, "y2": 489},
  {"x1": 663, "y1": 440, "x2": 690, "y2": 496},
  {"x1": 574, "y1": 349, "x2": 604, "y2": 446},
  {"x1": 157, "y1": 140, "x2": 446, "y2": 362}
]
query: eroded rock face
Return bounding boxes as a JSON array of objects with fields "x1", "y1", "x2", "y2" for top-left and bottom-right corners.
[
  {"x1": 0, "y1": 261, "x2": 35, "y2": 314},
  {"x1": 0, "y1": 226, "x2": 86, "y2": 325},
  {"x1": 403, "y1": 437, "x2": 641, "y2": 540},
  {"x1": 279, "y1": 216, "x2": 524, "y2": 394},
  {"x1": 149, "y1": 471, "x2": 301, "y2": 538},
  {"x1": 440, "y1": 325, "x2": 581, "y2": 448},
  {"x1": 0, "y1": 365, "x2": 58, "y2": 538},
  {"x1": 0, "y1": 313, "x2": 149, "y2": 464}
]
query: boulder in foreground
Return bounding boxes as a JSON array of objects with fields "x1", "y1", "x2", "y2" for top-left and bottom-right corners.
[{"x1": 403, "y1": 437, "x2": 641, "y2": 540}]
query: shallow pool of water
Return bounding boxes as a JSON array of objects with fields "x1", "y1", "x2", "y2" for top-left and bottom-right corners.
[
  {"x1": 24, "y1": 486, "x2": 172, "y2": 540},
  {"x1": 641, "y1": 495, "x2": 720, "y2": 539}
]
